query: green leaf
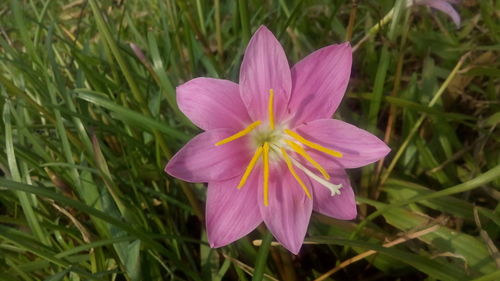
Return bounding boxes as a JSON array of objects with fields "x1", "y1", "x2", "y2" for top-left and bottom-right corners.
[
  {"x1": 74, "y1": 89, "x2": 189, "y2": 142},
  {"x1": 3, "y1": 100, "x2": 49, "y2": 245},
  {"x1": 43, "y1": 269, "x2": 69, "y2": 281}
]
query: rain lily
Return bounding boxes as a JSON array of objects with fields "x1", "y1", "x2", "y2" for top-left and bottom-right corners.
[
  {"x1": 165, "y1": 26, "x2": 390, "y2": 254},
  {"x1": 411, "y1": 0, "x2": 461, "y2": 28}
]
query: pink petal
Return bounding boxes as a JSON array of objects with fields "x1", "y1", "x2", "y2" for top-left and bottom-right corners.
[
  {"x1": 165, "y1": 129, "x2": 250, "y2": 182},
  {"x1": 258, "y1": 165, "x2": 313, "y2": 255},
  {"x1": 177, "y1": 78, "x2": 251, "y2": 130},
  {"x1": 207, "y1": 174, "x2": 262, "y2": 248},
  {"x1": 294, "y1": 119, "x2": 390, "y2": 169},
  {"x1": 419, "y1": 0, "x2": 461, "y2": 28},
  {"x1": 287, "y1": 43, "x2": 352, "y2": 126},
  {"x1": 312, "y1": 169, "x2": 357, "y2": 220},
  {"x1": 239, "y1": 26, "x2": 292, "y2": 122}
]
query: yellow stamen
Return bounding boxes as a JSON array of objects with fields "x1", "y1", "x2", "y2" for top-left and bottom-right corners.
[
  {"x1": 284, "y1": 129, "x2": 343, "y2": 158},
  {"x1": 237, "y1": 146, "x2": 263, "y2": 189},
  {"x1": 280, "y1": 148, "x2": 312, "y2": 199},
  {"x1": 215, "y1": 120, "x2": 262, "y2": 146},
  {"x1": 268, "y1": 89, "x2": 275, "y2": 130},
  {"x1": 263, "y1": 142, "x2": 270, "y2": 206},
  {"x1": 286, "y1": 140, "x2": 330, "y2": 180}
]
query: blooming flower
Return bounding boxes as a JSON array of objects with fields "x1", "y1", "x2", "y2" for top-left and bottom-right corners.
[
  {"x1": 165, "y1": 26, "x2": 390, "y2": 254},
  {"x1": 411, "y1": 0, "x2": 461, "y2": 28}
]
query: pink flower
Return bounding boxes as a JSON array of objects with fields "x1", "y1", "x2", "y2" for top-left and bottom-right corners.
[
  {"x1": 165, "y1": 26, "x2": 390, "y2": 254},
  {"x1": 412, "y1": 0, "x2": 461, "y2": 28}
]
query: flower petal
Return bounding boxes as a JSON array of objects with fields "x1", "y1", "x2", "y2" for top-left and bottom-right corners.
[
  {"x1": 258, "y1": 165, "x2": 313, "y2": 255},
  {"x1": 288, "y1": 43, "x2": 352, "y2": 125},
  {"x1": 294, "y1": 119, "x2": 390, "y2": 169},
  {"x1": 239, "y1": 26, "x2": 292, "y2": 122},
  {"x1": 177, "y1": 78, "x2": 251, "y2": 130},
  {"x1": 426, "y1": 0, "x2": 461, "y2": 28},
  {"x1": 165, "y1": 129, "x2": 250, "y2": 182},
  {"x1": 312, "y1": 169, "x2": 357, "y2": 220},
  {"x1": 207, "y1": 174, "x2": 262, "y2": 248}
]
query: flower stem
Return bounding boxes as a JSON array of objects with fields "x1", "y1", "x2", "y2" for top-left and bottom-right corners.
[{"x1": 252, "y1": 231, "x2": 273, "y2": 281}]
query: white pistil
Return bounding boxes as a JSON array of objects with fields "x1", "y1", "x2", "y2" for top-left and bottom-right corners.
[{"x1": 289, "y1": 157, "x2": 343, "y2": 196}]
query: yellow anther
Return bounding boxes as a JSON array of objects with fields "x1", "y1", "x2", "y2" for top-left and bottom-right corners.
[
  {"x1": 263, "y1": 142, "x2": 270, "y2": 206},
  {"x1": 268, "y1": 89, "x2": 275, "y2": 130},
  {"x1": 237, "y1": 146, "x2": 263, "y2": 189},
  {"x1": 280, "y1": 148, "x2": 312, "y2": 199},
  {"x1": 215, "y1": 120, "x2": 262, "y2": 146},
  {"x1": 286, "y1": 140, "x2": 330, "y2": 180},
  {"x1": 284, "y1": 129, "x2": 343, "y2": 158}
]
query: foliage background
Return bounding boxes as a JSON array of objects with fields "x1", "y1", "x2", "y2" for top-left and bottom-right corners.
[{"x1": 0, "y1": 0, "x2": 499, "y2": 280}]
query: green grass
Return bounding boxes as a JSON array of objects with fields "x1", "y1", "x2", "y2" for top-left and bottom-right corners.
[{"x1": 1, "y1": 0, "x2": 499, "y2": 280}]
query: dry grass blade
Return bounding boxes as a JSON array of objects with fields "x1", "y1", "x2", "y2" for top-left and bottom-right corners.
[
  {"x1": 222, "y1": 254, "x2": 280, "y2": 281},
  {"x1": 50, "y1": 201, "x2": 92, "y2": 245},
  {"x1": 314, "y1": 225, "x2": 441, "y2": 281},
  {"x1": 474, "y1": 207, "x2": 500, "y2": 268}
]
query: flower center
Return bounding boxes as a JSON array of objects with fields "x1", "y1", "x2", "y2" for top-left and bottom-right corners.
[
  {"x1": 252, "y1": 127, "x2": 281, "y2": 148},
  {"x1": 214, "y1": 89, "x2": 344, "y2": 206}
]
